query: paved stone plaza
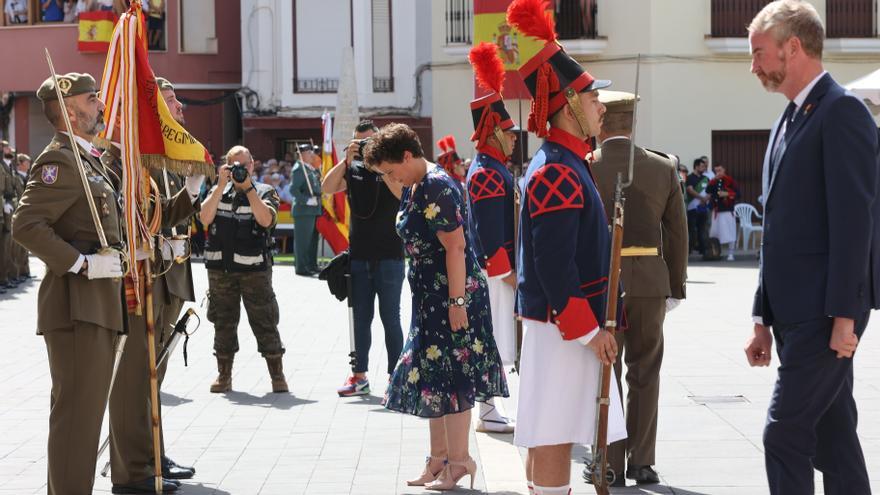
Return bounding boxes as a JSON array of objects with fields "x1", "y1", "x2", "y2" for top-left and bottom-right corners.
[{"x1": 0, "y1": 258, "x2": 877, "y2": 494}]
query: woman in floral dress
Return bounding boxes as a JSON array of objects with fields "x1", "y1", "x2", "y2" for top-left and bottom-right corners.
[{"x1": 364, "y1": 124, "x2": 508, "y2": 491}]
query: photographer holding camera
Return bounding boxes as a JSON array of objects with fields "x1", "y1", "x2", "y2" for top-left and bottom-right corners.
[
  {"x1": 322, "y1": 120, "x2": 405, "y2": 397},
  {"x1": 200, "y1": 145, "x2": 289, "y2": 394}
]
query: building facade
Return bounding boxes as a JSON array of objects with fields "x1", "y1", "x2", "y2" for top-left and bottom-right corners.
[
  {"x1": 0, "y1": 0, "x2": 241, "y2": 160},
  {"x1": 239, "y1": 0, "x2": 433, "y2": 162},
  {"x1": 431, "y1": 0, "x2": 880, "y2": 208}
]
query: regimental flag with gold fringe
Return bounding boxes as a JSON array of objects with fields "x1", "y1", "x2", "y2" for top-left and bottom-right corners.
[
  {"x1": 97, "y1": 0, "x2": 214, "y2": 310},
  {"x1": 317, "y1": 111, "x2": 349, "y2": 254},
  {"x1": 78, "y1": 11, "x2": 117, "y2": 52},
  {"x1": 473, "y1": 0, "x2": 552, "y2": 99}
]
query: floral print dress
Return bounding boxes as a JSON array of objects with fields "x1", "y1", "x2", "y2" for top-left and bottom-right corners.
[{"x1": 384, "y1": 167, "x2": 508, "y2": 418}]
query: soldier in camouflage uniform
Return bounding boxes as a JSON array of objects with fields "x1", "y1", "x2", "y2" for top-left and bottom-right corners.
[{"x1": 200, "y1": 145, "x2": 288, "y2": 393}]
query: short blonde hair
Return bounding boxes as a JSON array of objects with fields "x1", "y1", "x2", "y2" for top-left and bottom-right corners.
[
  {"x1": 748, "y1": 0, "x2": 824, "y2": 59},
  {"x1": 225, "y1": 145, "x2": 253, "y2": 165}
]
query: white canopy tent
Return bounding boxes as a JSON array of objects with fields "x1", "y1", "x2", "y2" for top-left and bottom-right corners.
[{"x1": 845, "y1": 68, "x2": 880, "y2": 115}]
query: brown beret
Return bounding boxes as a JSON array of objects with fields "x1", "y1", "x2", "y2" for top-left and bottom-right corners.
[
  {"x1": 37, "y1": 73, "x2": 98, "y2": 102},
  {"x1": 598, "y1": 90, "x2": 639, "y2": 113},
  {"x1": 155, "y1": 77, "x2": 174, "y2": 92}
]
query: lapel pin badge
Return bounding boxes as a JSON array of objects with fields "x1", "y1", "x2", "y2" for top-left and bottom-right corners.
[{"x1": 804, "y1": 103, "x2": 813, "y2": 115}]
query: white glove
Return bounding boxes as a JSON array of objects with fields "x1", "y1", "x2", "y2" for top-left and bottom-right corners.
[
  {"x1": 85, "y1": 252, "x2": 123, "y2": 280},
  {"x1": 3, "y1": 202, "x2": 12, "y2": 215},
  {"x1": 184, "y1": 175, "x2": 205, "y2": 198},
  {"x1": 306, "y1": 197, "x2": 319, "y2": 206},
  {"x1": 161, "y1": 238, "x2": 187, "y2": 261},
  {"x1": 666, "y1": 298, "x2": 682, "y2": 312}
]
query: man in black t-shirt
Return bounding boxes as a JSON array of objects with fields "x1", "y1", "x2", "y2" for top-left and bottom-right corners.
[
  {"x1": 322, "y1": 120, "x2": 405, "y2": 397},
  {"x1": 685, "y1": 158, "x2": 710, "y2": 254}
]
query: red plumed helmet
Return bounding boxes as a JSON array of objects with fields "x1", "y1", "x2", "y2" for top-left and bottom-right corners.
[
  {"x1": 506, "y1": 0, "x2": 556, "y2": 44},
  {"x1": 469, "y1": 42, "x2": 505, "y2": 94}
]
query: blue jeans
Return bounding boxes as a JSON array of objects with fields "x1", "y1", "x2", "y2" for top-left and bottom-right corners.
[{"x1": 350, "y1": 259, "x2": 405, "y2": 374}]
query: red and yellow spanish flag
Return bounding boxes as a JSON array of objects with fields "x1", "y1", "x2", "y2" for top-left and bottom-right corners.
[
  {"x1": 316, "y1": 111, "x2": 350, "y2": 254},
  {"x1": 473, "y1": 0, "x2": 552, "y2": 99},
  {"x1": 78, "y1": 10, "x2": 117, "y2": 52},
  {"x1": 96, "y1": 0, "x2": 213, "y2": 308}
]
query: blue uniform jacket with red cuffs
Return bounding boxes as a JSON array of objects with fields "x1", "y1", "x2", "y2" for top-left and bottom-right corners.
[
  {"x1": 516, "y1": 127, "x2": 621, "y2": 342},
  {"x1": 466, "y1": 145, "x2": 515, "y2": 278}
]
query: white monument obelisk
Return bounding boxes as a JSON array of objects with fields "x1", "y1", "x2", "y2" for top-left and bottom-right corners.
[{"x1": 334, "y1": 46, "x2": 361, "y2": 146}]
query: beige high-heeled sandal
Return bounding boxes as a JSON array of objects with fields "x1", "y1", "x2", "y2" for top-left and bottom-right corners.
[
  {"x1": 424, "y1": 456, "x2": 477, "y2": 491},
  {"x1": 406, "y1": 456, "x2": 447, "y2": 486}
]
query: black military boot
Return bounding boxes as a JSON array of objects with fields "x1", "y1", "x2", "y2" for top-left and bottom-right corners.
[
  {"x1": 162, "y1": 456, "x2": 196, "y2": 480},
  {"x1": 626, "y1": 465, "x2": 660, "y2": 485},
  {"x1": 111, "y1": 476, "x2": 179, "y2": 493}
]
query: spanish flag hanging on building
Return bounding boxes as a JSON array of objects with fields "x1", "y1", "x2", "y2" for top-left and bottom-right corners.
[
  {"x1": 473, "y1": 0, "x2": 552, "y2": 99},
  {"x1": 316, "y1": 111, "x2": 350, "y2": 254},
  {"x1": 78, "y1": 10, "x2": 117, "y2": 52}
]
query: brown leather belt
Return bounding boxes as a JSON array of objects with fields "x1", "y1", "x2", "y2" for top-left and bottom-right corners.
[{"x1": 620, "y1": 246, "x2": 659, "y2": 257}]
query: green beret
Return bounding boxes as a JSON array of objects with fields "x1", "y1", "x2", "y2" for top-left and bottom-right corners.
[
  {"x1": 155, "y1": 77, "x2": 174, "y2": 92},
  {"x1": 599, "y1": 90, "x2": 639, "y2": 113},
  {"x1": 37, "y1": 73, "x2": 97, "y2": 102}
]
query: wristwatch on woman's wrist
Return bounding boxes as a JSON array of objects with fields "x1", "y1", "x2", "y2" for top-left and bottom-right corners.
[{"x1": 448, "y1": 296, "x2": 466, "y2": 307}]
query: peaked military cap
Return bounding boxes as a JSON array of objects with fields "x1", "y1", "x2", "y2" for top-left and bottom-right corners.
[
  {"x1": 155, "y1": 76, "x2": 175, "y2": 92},
  {"x1": 37, "y1": 73, "x2": 98, "y2": 102},
  {"x1": 598, "y1": 90, "x2": 639, "y2": 113}
]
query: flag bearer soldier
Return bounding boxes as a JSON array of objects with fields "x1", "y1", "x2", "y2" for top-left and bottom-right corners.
[
  {"x1": 104, "y1": 75, "x2": 201, "y2": 494},
  {"x1": 465, "y1": 41, "x2": 519, "y2": 434},
  {"x1": 591, "y1": 90, "x2": 688, "y2": 487},
  {"x1": 12, "y1": 72, "x2": 127, "y2": 495},
  {"x1": 506, "y1": 0, "x2": 627, "y2": 493}
]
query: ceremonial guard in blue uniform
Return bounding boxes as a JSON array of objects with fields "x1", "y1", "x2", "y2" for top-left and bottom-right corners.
[
  {"x1": 465, "y1": 42, "x2": 519, "y2": 434},
  {"x1": 507, "y1": 0, "x2": 626, "y2": 493}
]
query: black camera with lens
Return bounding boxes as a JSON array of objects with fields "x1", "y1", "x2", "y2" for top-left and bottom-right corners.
[
  {"x1": 350, "y1": 138, "x2": 372, "y2": 170},
  {"x1": 230, "y1": 161, "x2": 249, "y2": 183}
]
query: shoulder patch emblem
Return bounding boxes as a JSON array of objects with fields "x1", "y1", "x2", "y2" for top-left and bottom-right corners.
[
  {"x1": 41, "y1": 165, "x2": 59, "y2": 185},
  {"x1": 468, "y1": 168, "x2": 505, "y2": 202},
  {"x1": 527, "y1": 163, "x2": 584, "y2": 218}
]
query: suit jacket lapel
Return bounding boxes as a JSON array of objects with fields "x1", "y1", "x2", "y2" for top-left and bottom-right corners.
[{"x1": 766, "y1": 73, "x2": 834, "y2": 203}]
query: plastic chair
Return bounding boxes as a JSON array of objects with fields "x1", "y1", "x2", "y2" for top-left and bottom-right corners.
[{"x1": 734, "y1": 203, "x2": 763, "y2": 250}]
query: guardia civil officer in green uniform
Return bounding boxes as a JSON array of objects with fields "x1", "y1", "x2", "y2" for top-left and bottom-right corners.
[
  {"x1": 590, "y1": 91, "x2": 688, "y2": 487},
  {"x1": 103, "y1": 78, "x2": 202, "y2": 493},
  {"x1": 12, "y1": 72, "x2": 126, "y2": 495},
  {"x1": 201, "y1": 145, "x2": 288, "y2": 394},
  {"x1": 290, "y1": 143, "x2": 322, "y2": 275}
]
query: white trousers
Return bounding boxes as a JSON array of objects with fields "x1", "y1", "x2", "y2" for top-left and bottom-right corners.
[{"x1": 484, "y1": 272, "x2": 517, "y2": 365}]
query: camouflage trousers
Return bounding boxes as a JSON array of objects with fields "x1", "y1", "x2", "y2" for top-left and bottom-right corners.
[{"x1": 206, "y1": 268, "x2": 284, "y2": 357}]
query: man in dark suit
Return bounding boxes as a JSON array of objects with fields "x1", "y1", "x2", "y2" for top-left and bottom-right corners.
[{"x1": 744, "y1": 2, "x2": 879, "y2": 494}]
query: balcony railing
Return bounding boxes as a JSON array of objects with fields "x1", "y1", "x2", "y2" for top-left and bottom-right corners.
[
  {"x1": 710, "y1": 0, "x2": 771, "y2": 37},
  {"x1": 295, "y1": 78, "x2": 339, "y2": 94},
  {"x1": 555, "y1": 0, "x2": 598, "y2": 40},
  {"x1": 373, "y1": 77, "x2": 394, "y2": 93},
  {"x1": 445, "y1": 0, "x2": 472, "y2": 45},
  {"x1": 827, "y1": 0, "x2": 877, "y2": 37}
]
